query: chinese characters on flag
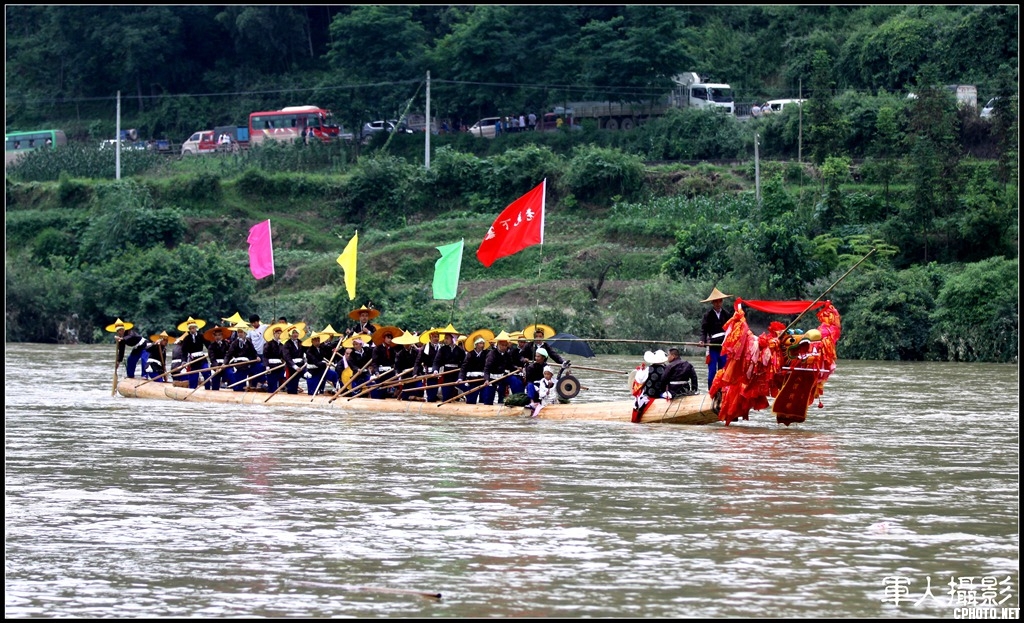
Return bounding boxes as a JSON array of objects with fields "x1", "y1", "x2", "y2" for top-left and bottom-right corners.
[{"x1": 476, "y1": 179, "x2": 546, "y2": 267}]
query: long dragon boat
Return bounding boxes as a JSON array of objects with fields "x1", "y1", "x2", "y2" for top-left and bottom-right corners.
[{"x1": 115, "y1": 377, "x2": 720, "y2": 425}]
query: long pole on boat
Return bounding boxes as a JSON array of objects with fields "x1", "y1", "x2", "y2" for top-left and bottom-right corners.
[
  {"x1": 328, "y1": 359, "x2": 374, "y2": 402},
  {"x1": 265, "y1": 363, "x2": 307, "y2": 403},
  {"x1": 310, "y1": 339, "x2": 345, "y2": 401},
  {"x1": 137, "y1": 355, "x2": 208, "y2": 388},
  {"x1": 784, "y1": 247, "x2": 876, "y2": 333},
  {"x1": 183, "y1": 359, "x2": 259, "y2": 400},
  {"x1": 111, "y1": 341, "x2": 120, "y2": 396},
  {"x1": 225, "y1": 362, "x2": 286, "y2": 389},
  {"x1": 438, "y1": 367, "x2": 523, "y2": 406}
]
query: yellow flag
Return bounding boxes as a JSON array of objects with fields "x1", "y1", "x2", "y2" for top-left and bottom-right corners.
[{"x1": 336, "y1": 231, "x2": 358, "y2": 300}]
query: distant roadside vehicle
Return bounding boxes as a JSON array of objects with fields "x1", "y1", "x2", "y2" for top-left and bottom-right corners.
[
  {"x1": 980, "y1": 97, "x2": 1000, "y2": 119},
  {"x1": 762, "y1": 99, "x2": 805, "y2": 114},
  {"x1": 181, "y1": 130, "x2": 217, "y2": 156},
  {"x1": 360, "y1": 120, "x2": 413, "y2": 142},
  {"x1": 468, "y1": 117, "x2": 502, "y2": 138}
]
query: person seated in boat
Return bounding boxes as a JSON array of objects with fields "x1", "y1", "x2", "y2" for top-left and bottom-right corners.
[
  {"x1": 631, "y1": 350, "x2": 670, "y2": 422},
  {"x1": 144, "y1": 331, "x2": 174, "y2": 381},
  {"x1": 282, "y1": 324, "x2": 307, "y2": 395},
  {"x1": 510, "y1": 331, "x2": 529, "y2": 363},
  {"x1": 225, "y1": 323, "x2": 261, "y2": 391},
  {"x1": 458, "y1": 335, "x2": 489, "y2": 404},
  {"x1": 169, "y1": 339, "x2": 184, "y2": 384},
  {"x1": 303, "y1": 332, "x2": 338, "y2": 395},
  {"x1": 392, "y1": 332, "x2": 422, "y2": 400},
  {"x1": 178, "y1": 317, "x2": 210, "y2": 390},
  {"x1": 663, "y1": 347, "x2": 699, "y2": 397},
  {"x1": 482, "y1": 331, "x2": 521, "y2": 405},
  {"x1": 524, "y1": 348, "x2": 555, "y2": 417},
  {"x1": 263, "y1": 325, "x2": 287, "y2": 394},
  {"x1": 204, "y1": 326, "x2": 231, "y2": 391},
  {"x1": 434, "y1": 329, "x2": 465, "y2": 403},
  {"x1": 347, "y1": 304, "x2": 379, "y2": 337},
  {"x1": 108, "y1": 318, "x2": 149, "y2": 379},
  {"x1": 338, "y1": 336, "x2": 373, "y2": 395},
  {"x1": 369, "y1": 327, "x2": 401, "y2": 399}
]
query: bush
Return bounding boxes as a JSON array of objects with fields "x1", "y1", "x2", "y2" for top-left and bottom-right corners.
[
  {"x1": 930, "y1": 257, "x2": 1018, "y2": 362},
  {"x1": 559, "y1": 145, "x2": 645, "y2": 205}
]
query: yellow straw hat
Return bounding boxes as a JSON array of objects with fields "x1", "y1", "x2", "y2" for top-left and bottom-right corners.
[
  {"x1": 701, "y1": 287, "x2": 733, "y2": 303},
  {"x1": 148, "y1": 330, "x2": 176, "y2": 344},
  {"x1": 465, "y1": 328, "x2": 495, "y2": 350},
  {"x1": 493, "y1": 330, "x2": 513, "y2": 343},
  {"x1": 105, "y1": 318, "x2": 134, "y2": 332},
  {"x1": 176, "y1": 316, "x2": 207, "y2": 332},
  {"x1": 371, "y1": 325, "x2": 404, "y2": 346},
  {"x1": 419, "y1": 328, "x2": 441, "y2": 345},
  {"x1": 301, "y1": 332, "x2": 327, "y2": 348},
  {"x1": 317, "y1": 324, "x2": 344, "y2": 338},
  {"x1": 343, "y1": 333, "x2": 372, "y2": 348},
  {"x1": 524, "y1": 324, "x2": 556, "y2": 339},
  {"x1": 263, "y1": 322, "x2": 288, "y2": 341},
  {"x1": 284, "y1": 322, "x2": 307, "y2": 339},
  {"x1": 220, "y1": 311, "x2": 244, "y2": 326},
  {"x1": 393, "y1": 332, "x2": 420, "y2": 346}
]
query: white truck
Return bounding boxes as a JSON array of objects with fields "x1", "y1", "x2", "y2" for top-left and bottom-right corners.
[{"x1": 553, "y1": 72, "x2": 734, "y2": 130}]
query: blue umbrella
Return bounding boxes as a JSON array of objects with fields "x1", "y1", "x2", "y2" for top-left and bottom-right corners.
[{"x1": 546, "y1": 333, "x2": 595, "y2": 358}]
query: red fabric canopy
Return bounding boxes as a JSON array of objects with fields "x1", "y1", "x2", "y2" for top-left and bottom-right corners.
[{"x1": 736, "y1": 298, "x2": 826, "y2": 315}]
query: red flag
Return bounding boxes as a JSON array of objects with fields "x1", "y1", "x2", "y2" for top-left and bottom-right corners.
[{"x1": 476, "y1": 179, "x2": 546, "y2": 267}]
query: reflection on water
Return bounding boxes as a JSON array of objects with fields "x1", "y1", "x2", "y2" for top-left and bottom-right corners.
[{"x1": 4, "y1": 344, "x2": 1019, "y2": 618}]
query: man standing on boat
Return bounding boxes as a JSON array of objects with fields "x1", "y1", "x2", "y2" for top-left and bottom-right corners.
[
  {"x1": 347, "y1": 304, "x2": 379, "y2": 337},
  {"x1": 663, "y1": 347, "x2": 699, "y2": 397},
  {"x1": 282, "y1": 324, "x2": 307, "y2": 395},
  {"x1": 459, "y1": 335, "x2": 489, "y2": 404},
  {"x1": 482, "y1": 331, "x2": 520, "y2": 405},
  {"x1": 225, "y1": 323, "x2": 261, "y2": 391},
  {"x1": 434, "y1": 330, "x2": 465, "y2": 403},
  {"x1": 700, "y1": 287, "x2": 734, "y2": 391}
]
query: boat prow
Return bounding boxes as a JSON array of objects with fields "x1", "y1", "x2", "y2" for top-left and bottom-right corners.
[{"x1": 115, "y1": 378, "x2": 718, "y2": 425}]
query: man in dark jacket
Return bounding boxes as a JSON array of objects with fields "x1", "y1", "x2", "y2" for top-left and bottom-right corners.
[
  {"x1": 663, "y1": 348, "x2": 699, "y2": 397},
  {"x1": 700, "y1": 287, "x2": 734, "y2": 390}
]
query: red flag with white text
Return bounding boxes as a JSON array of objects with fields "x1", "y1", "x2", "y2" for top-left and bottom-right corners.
[{"x1": 476, "y1": 179, "x2": 546, "y2": 267}]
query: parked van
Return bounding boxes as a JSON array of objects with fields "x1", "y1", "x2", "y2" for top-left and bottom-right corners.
[
  {"x1": 468, "y1": 117, "x2": 502, "y2": 139},
  {"x1": 763, "y1": 99, "x2": 805, "y2": 114},
  {"x1": 181, "y1": 130, "x2": 216, "y2": 156}
]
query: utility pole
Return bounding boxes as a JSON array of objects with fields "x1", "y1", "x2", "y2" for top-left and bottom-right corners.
[
  {"x1": 115, "y1": 91, "x2": 123, "y2": 180},
  {"x1": 754, "y1": 132, "x2": 761, "y2": 208},
  {"x1": 798, "y1": 78, "x2": 803, "y2": 164},
  {"x1": 424, "y1": 71, "x2": 431, "y2": 170}
]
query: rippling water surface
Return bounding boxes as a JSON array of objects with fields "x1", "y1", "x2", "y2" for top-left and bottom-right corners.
[{"x1": 5, "y1": 344, "x2": 1019, "y2": 617}]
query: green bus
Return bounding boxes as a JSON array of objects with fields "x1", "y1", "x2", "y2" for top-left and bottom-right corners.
[{"x1": 5, "y1": 129, "x2": 67, "y2": 167}]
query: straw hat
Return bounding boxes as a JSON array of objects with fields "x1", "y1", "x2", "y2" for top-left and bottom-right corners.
[
  {"x1": 301, "y1": 333, "x2": 327, "y2": 348},
  {"x1": 465, "y1": 328, "x2": 494, "y2": 350},
  {"x1": 149, "y1": 330, "x2": 176, "y2": 344},
  {"x1": 263, "y1": 322, "x2": 288, "y2": 341},
  {"x1": 348, "y1": 305, "x2": 380, "y2": 321},
  {"x1": 456, "y1": 335, "x2": 468, "y2": 345},
  {"x1": 105, "y1": 318, "x2": 134, "y2": 332},
  {"x1": 284, "y1": 322, "x2": 307, "y2": 339},
  {"x1": 317, "y1": 323, "x2": 344, "y2": 338},
  {"x1": 393, "y1": 332, "x2": 420, "y2": 346},
  {"x1": 232, "y1": 323, "x2": 253, "y2": 333},
  {"x1": 701, "y1": 287, "x2": 733, "y2": 303},
  {"x1": 524, "y1": 323, "x2": 556, "y2": 339},
  {"x1": 493, "y1": 330, "x2": 513, "y2": 343},
  {"x1": 419, "y1": 328, "x2": 441, "y2": 345},
  {"x1": 644, "y1": 350, "x2": 668, "y2": 365},
  {"x1": 203, "y1": 325, "x2": 229, "y2": 342},
  {"x1": 343, "y1": 333, "x2": 372, "y2": 348},
  {"x1": 437, "y1": 323, "x2": 460, "y2": 335},
  {"x1": 371, "y1": 325, "x2": 404, "y2": 346},
  {"x1": 509, "y1": 331, "x2": 526, "y2": 342},
  {"x1": 220, "y1": 311, "x2": 244, "y2": 326},
  {"x1": 176, "y1": 316, "x2": 207, "y2": 332}
]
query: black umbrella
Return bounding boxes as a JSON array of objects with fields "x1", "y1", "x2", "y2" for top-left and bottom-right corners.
[{"x1": 546, "y1": 333, "x2": 596, "y2": 358}]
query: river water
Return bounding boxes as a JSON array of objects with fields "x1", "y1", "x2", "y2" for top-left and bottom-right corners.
[{"x1": 5, "y1": 343, "x2": 1019, "y2": 618}]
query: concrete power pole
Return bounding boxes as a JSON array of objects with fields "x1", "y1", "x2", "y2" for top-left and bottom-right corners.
[{"x1": 424, "y1": 71, "x2": 431, "y2": 170}]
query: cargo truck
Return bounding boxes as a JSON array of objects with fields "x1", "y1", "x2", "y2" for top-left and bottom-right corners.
[{"x1": 552, "y1": 72, "x2": 734, "y2": 131}]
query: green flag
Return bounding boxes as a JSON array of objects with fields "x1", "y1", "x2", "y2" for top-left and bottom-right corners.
[{"x1": 432, "y1": 239, "x2": 464, "y2": 300}]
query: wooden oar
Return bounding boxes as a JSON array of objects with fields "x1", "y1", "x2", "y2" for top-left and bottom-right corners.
[
  {"x1": 346, "y1": 369, "x2": 420, "y2": 401},
  {"x1": 438, "y1": 367, "x2": 522, "y2": 406},
  {"x1": 225, "y1": 362, "x2": 286, "y2": 389},
  {"x1": 136, "y1": 354, "x2": 208, "y2": 388},
  {"x1": 783, "y1": 247, "x2": 876, "y2": 334},
  {"x1": 567, "y1": 364, "x2": 629, "y2": 375},
  {"x1": 182, "y1": 359, "x2": 259, "y2": 400},
  {"x1": 111, "y1": 342, "x2": 120, "y2": 396},
  {"x1": 265, "y1": 363, "x2": 307, "y2": 403},
  {"x1": 546, "y1": 337, "x2": 705, "y2": 346},
  {"x1": 350, "y1": 369, "x2": 435, "y2": 399},
  {"x1": 328, "y1": 359, "x2": 374, "y2": 403}
]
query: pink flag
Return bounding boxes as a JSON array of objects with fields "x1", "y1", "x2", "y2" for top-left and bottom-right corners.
[
  {"x1": 476, "y1": 179, "x2": 545, "y2": 267},
  {"x1": 247, "y1": 219, "x2": 275, "y2": 279}
]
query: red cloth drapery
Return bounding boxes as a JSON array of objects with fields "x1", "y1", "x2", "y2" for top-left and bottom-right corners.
[{"x1": 735, "y1": 298, "x2": 825, "y2": 314}]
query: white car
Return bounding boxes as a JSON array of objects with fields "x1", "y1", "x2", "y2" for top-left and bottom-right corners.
[
  {"x1": 468, "y1": 117, "x2": 502, "y2": 139},
  {"x1": 980, "y1": 97, "x2": 999, "y2": 119},
  {"x1": 762, "y1": 99, "x2": 805, "y2": 114}
]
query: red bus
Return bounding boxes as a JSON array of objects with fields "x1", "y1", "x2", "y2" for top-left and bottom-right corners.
[{"x1": 247, "y1": 105, "x2": 342, "y2": 146}]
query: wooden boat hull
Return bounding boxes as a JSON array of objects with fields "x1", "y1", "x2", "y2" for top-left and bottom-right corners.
[{"x1": 116, "y1": 378, "x2": 718, "y2": 425}]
